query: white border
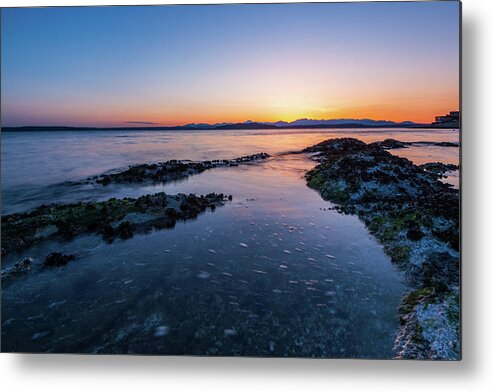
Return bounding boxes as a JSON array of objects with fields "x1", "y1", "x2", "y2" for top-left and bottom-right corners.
[{"x1": 2, "y1": 0, "x2": 493, "y2": 391}]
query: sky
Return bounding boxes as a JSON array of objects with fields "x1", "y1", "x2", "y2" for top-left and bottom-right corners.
[{"x1": 1, "y1": 2, "x2": 460, "y2": 127}]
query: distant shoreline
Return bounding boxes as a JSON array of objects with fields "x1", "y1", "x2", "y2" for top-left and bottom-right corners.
[{"x1": 1, "y1": 123, "x2": 459, "y2": 132}]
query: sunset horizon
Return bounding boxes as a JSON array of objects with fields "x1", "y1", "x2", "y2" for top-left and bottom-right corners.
[
  {"x1": 1, "y1": 112, "x2": 459, "y2": 128},
  {"x1": 1, "y1": 2, "x2": 459, "y2": 128}
]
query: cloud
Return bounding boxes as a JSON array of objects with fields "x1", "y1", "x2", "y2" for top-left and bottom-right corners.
[{"x1": 125, "y1": 121, "x2": 160, "y2": 125}]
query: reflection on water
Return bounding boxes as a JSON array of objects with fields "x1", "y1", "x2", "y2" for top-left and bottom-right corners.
[{"x1": 1, "y1": 128, "x2": 459, "y2": 357}]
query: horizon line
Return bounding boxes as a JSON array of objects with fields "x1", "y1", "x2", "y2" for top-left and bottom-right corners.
[{"x1": 2, "y1": 115, "x2": 446, "y2": 130}]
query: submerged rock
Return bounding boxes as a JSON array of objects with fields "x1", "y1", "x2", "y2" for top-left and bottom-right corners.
[
  {"x1": 1, "y1": 257, "x2": 35, "y2": 281},
  {"x1": 2, "y1": 252, "x2": 76, "y2": 281},
  {"x1": 43, "y1": 252, "x2": 76, "y2": 267},
  {"x1": 116, "y1": 221, "x2": 134, "y2": 239},
  {"x1": 16, "y1": 257, "x2": 34, "y2": 270}
]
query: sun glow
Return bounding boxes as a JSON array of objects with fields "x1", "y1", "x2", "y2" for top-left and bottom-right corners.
[{"x1": 1, "y1": 3, "x2": 459, "y2": 127}]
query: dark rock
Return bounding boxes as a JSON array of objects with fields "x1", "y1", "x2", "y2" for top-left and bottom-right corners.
[
  {"x1": 55, "y1": 219, "x2": 77, "y2": 238},
  {"x1": 100, "y1": 175, "x2": 111, "y2": 186},
  {"x1": 407, "y1": 226, "x2": 424, "y2": 241},
  {"x1": 87, "y1": 153, "x2": 270, "y2": 186},
  {"x1": 419, "y1": 162, "x2": 459, "y2": 177},
  {"x1": 165, "y1": 208, "x2": 178, "y2": 220},
  {"x1": 413, "y1": 141, "x2": 459, "y2": 147},
  {"x1": 369, "y1": 138, "x2": 410, "y2": 149},
  {"x1": 419, "y1": 252, "x2": 460, "y2": 291},
  {"x1": 99, "y1": 223, "x2": 116, "y2": 241},
  {"x1": 43, "y1": 252, "x2": 75, "y2": 267},
  {"x1": 303, "y1": 137, "x2": 367, "y2": 154},
  {"x1": 1, "y1": 257, "x2": 35, "y2": 282},
  {"x1": 117, "y1": 221, "x2": 134, "y2": 239},
  {"x1": 16, "y1": 257, "x2": 33, "y2": 270}
]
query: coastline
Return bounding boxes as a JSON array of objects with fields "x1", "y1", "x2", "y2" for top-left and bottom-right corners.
[
  {"x1": 1, "y1": 137, "x2": 460, "y2": 359},
  {"x1": 304, "y1": 138, "x2": 460, "y2": 359}
]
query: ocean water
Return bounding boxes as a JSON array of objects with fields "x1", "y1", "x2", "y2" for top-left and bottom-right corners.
[
  {"x1": 0, "y1": 128, "x2": 459, "y2": 356},
  {"x1": 1, "y1": 128, "x2": 459, "y2": 214}
]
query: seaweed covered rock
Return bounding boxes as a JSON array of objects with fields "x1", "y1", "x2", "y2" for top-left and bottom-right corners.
[
  {"x1": 303, "y1": 137, "x2": 367, "y2": 154},
  {"x1": 419, "y1": 162, "x2": 459, "y2": 177},
  {"x1": 304, "y1": 137, "x2": 460, "y2": 359},
  {"x1": 369, "y1": 138, "x2": 411, "y2": 150},
  {"x1": 306, "y1": 138, "x2": 456, "y2": 205},
  {"x1": 394, "y1": 288, "x2": 459, "y2": 360},
  {"x1": 87, "y1": 153, "x2": 270, "y2": 186},
  {"x1": 1, "y1": 192, "x2": 229, "y2": 254}
]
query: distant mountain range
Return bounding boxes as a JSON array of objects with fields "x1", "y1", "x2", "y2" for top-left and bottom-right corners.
[
  {"x1": 263, "y1": 118, "x2": 420, "y2": 128},
  {"x1": 2, "y1": 118, "x2": 430, "y2": 131}
]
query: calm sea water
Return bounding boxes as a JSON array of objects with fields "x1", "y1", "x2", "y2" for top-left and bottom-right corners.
[{"x1": 1, "y1": 128, "x2": 459, "y2": 356}]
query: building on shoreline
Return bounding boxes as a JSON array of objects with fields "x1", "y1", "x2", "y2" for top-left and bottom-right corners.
[{"x1": 431, "y1": 111, "x2": 460, "y2": 128}]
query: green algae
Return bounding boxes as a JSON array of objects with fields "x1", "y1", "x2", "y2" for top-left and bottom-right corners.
[{"x1": 399, "y1": 287, "x2": 435, "y2": 315}]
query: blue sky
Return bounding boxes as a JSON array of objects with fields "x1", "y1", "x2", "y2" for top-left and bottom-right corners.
[{"x1": 1, "y1": 2, "x2": 460, "y2": 126}]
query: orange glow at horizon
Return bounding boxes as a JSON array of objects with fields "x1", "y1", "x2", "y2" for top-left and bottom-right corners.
[
  {"x1": 30, "y1": 100, "x2": 457, "y2": 127},
  {"x1": 5, "y1": 67, "x2": 458, "y2": 127},
  {"x1": 13, "y1": 84, "x2": 457, "y2": 127},
  {"x1": 4, "y1": 84, "x2": 459, "y2": 127},
  {"x1": 2, "y1": 3, "x2": 459, "y2": 128}
]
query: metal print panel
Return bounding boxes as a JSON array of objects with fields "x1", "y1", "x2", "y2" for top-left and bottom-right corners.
[{"x1": 0, "y1": 1, "x2": 461, "y2": 359}]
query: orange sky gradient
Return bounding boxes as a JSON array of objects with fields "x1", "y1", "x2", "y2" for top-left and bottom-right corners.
[{"x1": 2, "y1": 3, "x2": 460, "y2": 127}]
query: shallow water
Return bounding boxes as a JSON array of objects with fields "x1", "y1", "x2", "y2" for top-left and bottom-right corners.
[{"x1": 1, "y1": 128, "x2": 459, "y2": 356}]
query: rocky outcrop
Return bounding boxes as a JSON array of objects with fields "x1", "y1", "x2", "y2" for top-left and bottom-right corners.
[
  {"x1": 1, "y1": 252, "x2": 77, "y2": 281},
  {"x1": 1, "y1": 257, "x2": 35, "y2": 281},
  {"x1": 369, "y1": 138, "x2": 411, "y2": 149},
  {"x1": 419, "y1": 162, "x2": 459, "y2": 178},
  {"x1": 412, "y1": 141, "x2": 459, "y2": 147},
  {"x1": 304, "y1": 138, "x2": 460, "y2": 360},
  {"x1": 43, "y1": 252, "x2": 76, "y2": 267},
  {"x1": 85, "y1": 153, "x2": 270, "y2": 186},
  {"x1": 1, "y1": 192, "x2": 229, "y2": 256}
]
